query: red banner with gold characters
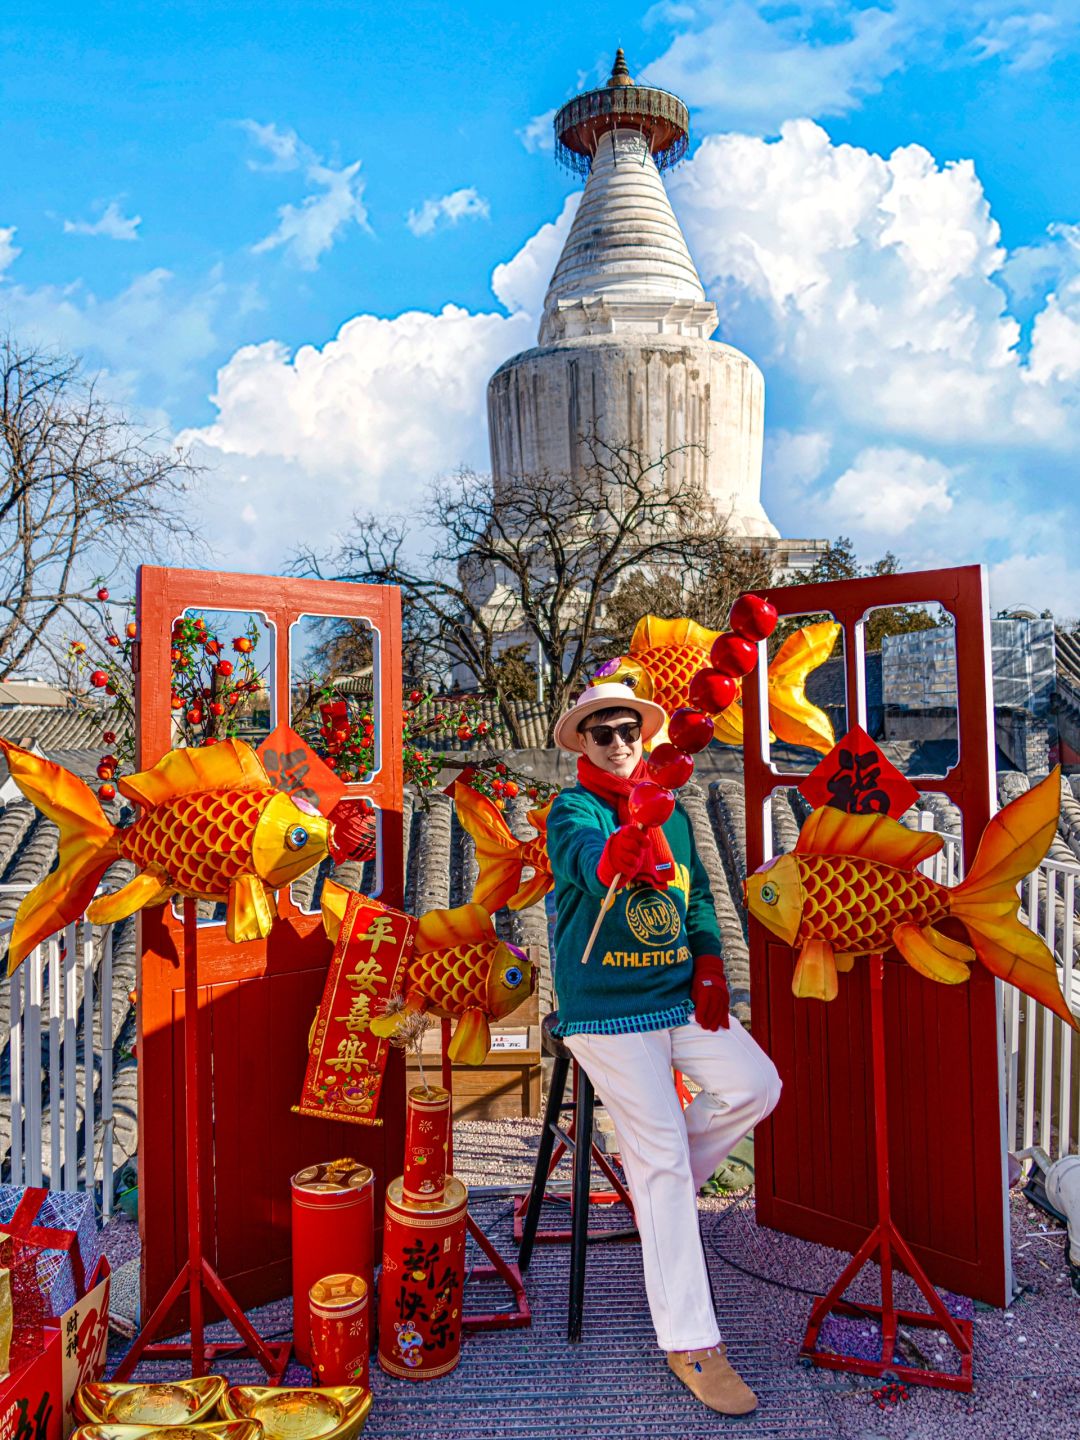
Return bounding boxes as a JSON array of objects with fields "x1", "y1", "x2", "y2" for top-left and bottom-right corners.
[{"x1": 296, "y1": 892, "x2": 415, "y2": 1125}]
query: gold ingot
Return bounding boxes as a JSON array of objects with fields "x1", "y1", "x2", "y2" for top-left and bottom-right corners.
[
  {"x1": 222, "y1": 1388, "x2": 372, "y2": 1440},
  {"x1": 71, "y1": 1425, "x2": 261, "y2": 1440},
  {"x1": 74, "y1": 1380, "x2": 228, "y2": 1425}
]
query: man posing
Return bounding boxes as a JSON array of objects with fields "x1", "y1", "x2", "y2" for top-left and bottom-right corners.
[{"x1": 547, "y1": 682, "x2": 781, "y2": 1416}]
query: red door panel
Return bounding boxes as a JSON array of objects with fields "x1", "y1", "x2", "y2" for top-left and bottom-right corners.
[
  {"x1": 134, "y1": 566, "x2": 404, "y2": 1323},
  {"x1": 743, "y1": 565, "x2": 1010, "y2": 1306}
]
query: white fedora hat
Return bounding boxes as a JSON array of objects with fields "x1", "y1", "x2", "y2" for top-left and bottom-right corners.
[{"x1": 553, "y1": 682, "x2": 667, "y2": 754}]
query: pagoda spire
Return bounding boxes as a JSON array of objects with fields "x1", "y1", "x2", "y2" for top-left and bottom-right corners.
[
  {"x1": 553, "y1": 47, "x2": 689, "y2": 176},
  {"x1": 540, "y1": 51, "x2": 712, "y2": 345}
]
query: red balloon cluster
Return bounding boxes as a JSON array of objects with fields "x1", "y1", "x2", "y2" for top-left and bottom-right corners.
[{"x1": 642, "y1": 593, "x2": 778, "y2": 800}]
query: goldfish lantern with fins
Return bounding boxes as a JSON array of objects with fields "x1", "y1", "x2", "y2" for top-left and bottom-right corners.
[
  {"x1": 320, "y1": 879, "x2": 535, "y2": 1064},
  {"x1": 0, "y1": 737, "x2": 364, "y2": 973},
  {"x1": 595, "y1": 614, "x2": 840, "y2": 754},
  {"x1": 453, "y1": 787, "x2": 553, "y2": 915},
  {"x1": 744, "y1": 768, "x2": 1077, "y2": 1029}
]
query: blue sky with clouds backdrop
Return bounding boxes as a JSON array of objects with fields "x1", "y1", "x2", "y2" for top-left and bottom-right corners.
[{"x1": 3, "y1": 1, "x2": 1079, "y2": 613}]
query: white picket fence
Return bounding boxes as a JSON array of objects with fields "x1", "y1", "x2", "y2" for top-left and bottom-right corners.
[
  {"x1": 917, "y1": 816, "x2": 1079, "y2": 1159},
  {"x1": 0, "y1": 887, "x2": 116, "y2": 1217},
  {"x1": 1, "y1": 828, "x2": 1077, "y2": 1211}
]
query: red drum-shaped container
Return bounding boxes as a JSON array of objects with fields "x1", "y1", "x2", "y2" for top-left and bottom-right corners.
[
  {"x1": 402, "y1": 1085, "x2": 451, "y2": 1207},
  {"x1": 378, "y1": 1175, "x2": 468, "y2": 1382},
  {"x1": 291, "y1": 1158, "x2": 374, "y2": 1366},
  {"x1": 310, "y1": 1272, "x2": 370, "y2": 1389}
]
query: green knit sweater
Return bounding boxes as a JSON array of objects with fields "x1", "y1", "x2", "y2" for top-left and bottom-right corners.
[{"x1": 546, "y1": 784, "x2": 723, "y2": 1035}]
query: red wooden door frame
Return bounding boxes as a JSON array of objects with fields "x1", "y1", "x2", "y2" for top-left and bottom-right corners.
[
  {"x1": 742, "y1": 564, "x2": 1011, "y2": 1306},
  {"x1": 134, "y1": 566, "x2": 405, "y2": 1324}
]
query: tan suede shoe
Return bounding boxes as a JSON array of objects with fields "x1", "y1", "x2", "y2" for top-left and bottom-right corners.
[{"x1": 667, "y1": 1343, "x2": 758, "y2": 1415}]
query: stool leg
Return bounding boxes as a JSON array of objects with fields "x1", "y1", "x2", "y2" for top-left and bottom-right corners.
[
  {"x1": 568, "y1": 1069, "x2": 595, "y2": 1343},
  {"x1": 518, "y1": 1052, "x2": 570, "y2": 1273}
]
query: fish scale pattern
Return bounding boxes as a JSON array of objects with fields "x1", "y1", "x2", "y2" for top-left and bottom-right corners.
[
  {"x1": 118, "y1": 787, "x2": 270, "y2": 895},
  {"x1": 415, "y1": 944, "x2": 489, "y2": 1010},
  {"x1": 521, "y1": 836, "x2": 548, "y2": 877},
  {"x1": 640, "y1": 644, "x2": 706, "y2": 709},
  {"x1": 795, "y1": 855, "x2": 947, "y2": 950}
]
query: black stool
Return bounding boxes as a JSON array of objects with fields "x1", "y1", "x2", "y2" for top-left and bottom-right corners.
[{"x1": 517, "y1": 1013, "x2": 636, "y2": 1342}]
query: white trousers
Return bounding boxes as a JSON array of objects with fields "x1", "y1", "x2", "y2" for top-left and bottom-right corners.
[{"x1": 564, "y1": 1018, "x2": 782, "y2": 1352}]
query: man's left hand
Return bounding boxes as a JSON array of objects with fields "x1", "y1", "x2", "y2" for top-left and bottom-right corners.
[{"x1": 691, "y1": 954, "x2": 730, "y2": 1030}]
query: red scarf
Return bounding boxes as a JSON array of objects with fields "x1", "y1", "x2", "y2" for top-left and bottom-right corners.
[{"x1": 576, "y1": 756, "x2": 675, "y2": 888}]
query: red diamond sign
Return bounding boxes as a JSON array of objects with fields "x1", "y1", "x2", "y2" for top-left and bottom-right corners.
[
  {"x1": 798, "y1": 724, "x2": 919, "y2": 817},
  {"x1": 258, "y1": 723, "x2": 346, "y2": 817}
]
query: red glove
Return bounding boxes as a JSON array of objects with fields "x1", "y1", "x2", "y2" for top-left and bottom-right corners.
[
  {"x1": 598, "y1": 824, "x2": 650, "y2": 888},
  {"x1": 692, "y1": 954, "x2": 730, "y2": 1030}
]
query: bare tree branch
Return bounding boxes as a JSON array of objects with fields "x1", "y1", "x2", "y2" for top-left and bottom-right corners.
[
  {"x1": 295, "y1": 435, "x2": 759, "y2": 745},
  {"x1": 0, "y1": 335, "x2": 204, "y2": 679}
]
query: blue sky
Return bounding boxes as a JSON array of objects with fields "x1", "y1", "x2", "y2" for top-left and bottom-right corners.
[{"x1": 3, "y1": 2, "x2": 1080, "y2": 612}]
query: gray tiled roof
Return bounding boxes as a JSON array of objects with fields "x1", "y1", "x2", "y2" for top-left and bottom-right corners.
[{"x1": 0, "y1": 706, "x2": 125, "y2": 753}]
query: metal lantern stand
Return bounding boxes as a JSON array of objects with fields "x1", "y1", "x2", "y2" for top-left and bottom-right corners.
[
  {"x1": 799, "y1": 954, "x2": 974, "y2": 1392},
  {"x1": 114, "y1": 899, "x2": 290, "y2": 1382},
  {"x1": 439, "y1": 1020, "x2": 532, "y2": 1332}
]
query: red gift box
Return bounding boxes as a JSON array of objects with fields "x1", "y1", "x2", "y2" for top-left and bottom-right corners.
[
  {"x1": 0, "y1": 1187, "x2": 96, "y2": 1318},
  {"x1": 1, "y1": 1234, "x2": 46, "y2": 1376},
  {"x1": 0, "y1": 1325, "x2": 62, "y2": 1440}
]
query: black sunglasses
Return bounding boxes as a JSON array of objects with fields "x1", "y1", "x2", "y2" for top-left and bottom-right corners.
[{"x1": 583, "y1": 722, "x2": 641, "y2": 746}]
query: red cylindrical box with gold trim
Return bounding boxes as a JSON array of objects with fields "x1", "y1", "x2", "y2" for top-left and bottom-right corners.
[
  {"x1": 402, "y1": 1084, "x2": 451, "y2": 1207},
  {"x1": 309, "y1": 1272, "x2": 370, "y2": 1389},
  {"x1": 291, "y1": 1158, "x2": 374, "y2": 1366},
  {"x1": 378, "y1": 1175, "x2": 467, "y2": 1382}
]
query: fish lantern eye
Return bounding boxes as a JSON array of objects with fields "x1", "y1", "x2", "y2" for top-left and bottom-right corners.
[
  {"x1": 504, "y1": 966, "x2": 523, "y2": 989},
  {"x1": 286, "y1": 824, "x2": 309, "y2": 851},
  {"x1": 760, "y1": 882, "x2": 779, "y2": 906}
]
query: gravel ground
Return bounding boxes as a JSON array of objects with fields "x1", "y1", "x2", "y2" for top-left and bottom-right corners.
[{"x1": 104, "y1": 1119, "x2": 1080, "y2": 1439}]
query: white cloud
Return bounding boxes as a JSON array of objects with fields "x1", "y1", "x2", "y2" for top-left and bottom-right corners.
[
  {"x1": 636, "y1": 2, "x2": 1077, "y2": 134},
  {"x1": 406, "y1": 187, "x2": 491, "y2": 238},
  {"x1": 0, "y1": 226, "x2": 20, "y2": 275},
  {"x1": 239, "y1": 119, "x2": 303, "y2": 172},
  {"x1": 242, "y1": 120, "x2": 370, "y2": 269},
  {"x1": 670, "y1": 120, "x2": 1080, "y2": 449},
  {"x1": 989, "y1": 547, "x2": 1078, "y2": 616},
  {"x1": 517, "y1": 109, "x2": 555, "y2": 154},
  {"x1": 252, "y1": 160, "x2": 368, "y2": 270},
  {"x1": 763, "y1": 429, "x2": 831, "y2": 518},
  {"x1": 971, "y1": 7, "x2": 1079, "y2": 71},
  {"x1": 62, "y1": 200, "x2": 141, "y2": 241},
  {"x1": 490, "y1": 194, "x2": 579, "y2": 315},
  {"x1": 641, "y1": 0, "x2": 908, "y2": 131},
  {"x1": 665, "y1": 117, "x2": 1080, "y2": 610},
  {"x1": 180, "y1": 201, "x2": 580, "y2": 571},
  {"x1": 0, "y1": 263, "x2": 255, "y2": 402},
  {"x1": 822, "y1": 447, "x2": 955, "y2": 535}
]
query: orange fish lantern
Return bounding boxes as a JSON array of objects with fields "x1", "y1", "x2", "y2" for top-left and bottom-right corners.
[
  {"x1": 0, "y1": 738, "x2": 353, "y2": 971},
  {"x1": 454, "y1": 785, "x2": 553, "y2": 913},
  {"x1": 595, "y1": 615, "x2": 840, "y2": 754},
  {"x1": 320, "y1": 881, "x2": 534, "y2": 1064},
  {"x1": 745, "y1": 769, "x2": 1077, "y2": 1028}
]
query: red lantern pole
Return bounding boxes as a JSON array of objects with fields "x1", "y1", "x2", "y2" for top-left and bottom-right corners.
[
  {"x1": 799, "y1": 953, "x2": 974, "y2": 1390},
  {"x1": 113, "y1": 899, "x2": 290, "y2": 1382}
]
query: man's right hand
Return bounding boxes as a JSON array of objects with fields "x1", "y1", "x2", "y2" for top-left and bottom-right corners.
[{"x1": 598, "y1": 824, "x2": 650, "y2": 887}]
